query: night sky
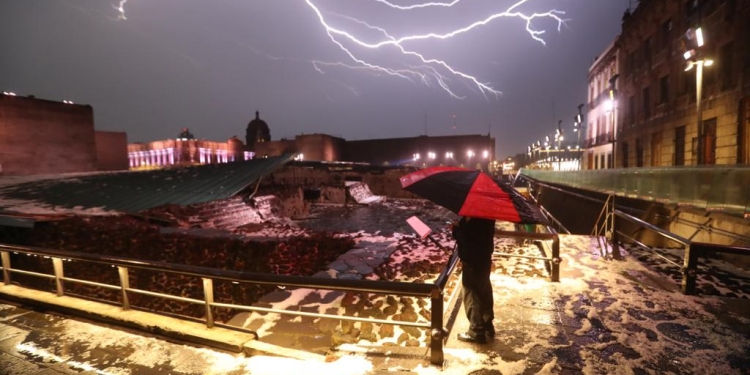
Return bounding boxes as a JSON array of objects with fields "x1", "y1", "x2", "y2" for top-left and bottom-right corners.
[{"x1": 0, "y1": 0, "x2": 629, "y2": 157}]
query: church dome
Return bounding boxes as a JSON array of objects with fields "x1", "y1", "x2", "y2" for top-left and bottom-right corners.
[
  {"x1": 246, "y1": 110, "x2": 270, "y2": 151},
  {"x1": 177, "y1": 128, "x2": 195, "y2": 140}
]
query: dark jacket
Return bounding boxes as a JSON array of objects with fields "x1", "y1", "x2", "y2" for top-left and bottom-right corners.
[{"x1": 452, "y1": 217, "x2": 495, "y2": 265}]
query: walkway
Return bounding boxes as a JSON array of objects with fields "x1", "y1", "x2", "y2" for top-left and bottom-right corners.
[{"x1": 2, "y1": 234, "x2": 750, "y2": 374}]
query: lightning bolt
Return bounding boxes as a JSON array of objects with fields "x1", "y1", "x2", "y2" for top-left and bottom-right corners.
[
  {"x1": 113, "y1": 0, "x2": 127, "y2": 20},
  {"x1": 367, "y1": 0, "x2": 465, "y2": 10},
  {"x1": 304, "y1": 0, "x2": 566, "y2": 99}
]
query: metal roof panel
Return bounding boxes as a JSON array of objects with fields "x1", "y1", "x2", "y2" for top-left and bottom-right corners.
[{"x1": 0, "y1": 154, "x2": 294, "y2": 214}]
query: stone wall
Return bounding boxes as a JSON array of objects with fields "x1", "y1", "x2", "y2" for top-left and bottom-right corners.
[
  {"x1": 264, "y1": 164, "x2": 419, "y2": 200},
  {"x1": 142, "y1": 188, "x2": 308, "y2": 229},
  {"x1": 0, "y1": 95, "x2": 97, "y2": 176},
  {"x1": 95, "y1": 131, "x2": 129, "y2": 171}
]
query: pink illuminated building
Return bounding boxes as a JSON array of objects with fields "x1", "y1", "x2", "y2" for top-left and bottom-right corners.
[{"x1": 127, "y1": 129, "x2": 252, "y2": 169}]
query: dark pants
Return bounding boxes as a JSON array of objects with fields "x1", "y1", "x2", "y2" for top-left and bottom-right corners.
[{"x1": 461, "y1": 261, "x2": 494, "y2": 335}]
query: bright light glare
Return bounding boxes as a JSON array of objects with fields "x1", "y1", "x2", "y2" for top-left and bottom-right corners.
[
  {"x1": 604, "y1": 99, "x2": 614, "y2": 112},
  {"x1": 445, "y1": 151, "x2": 453, "y2": 158},
  {"x1": 696, "y1": 27, "x2": 704, "y2": 47},
  {"x1": 482, "y1": 150, "x2": 489, "y2": 158},
  {"x1": 467, "y1": 150, "x2": 475, "y2": 158},
  {"x1": 704, "y1": 59, "x2": 714, "y2": 66},
  {"x1": 428, "y1": 151, "x2": 436, "y2": 159}
]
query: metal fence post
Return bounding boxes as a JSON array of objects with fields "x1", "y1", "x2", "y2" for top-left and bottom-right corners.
[
  {"x1": 551, "y1": 236, "x2": 560, "y2": 282},
  {"x1": 52, "y1": 258, "x2": 64, "y2": 296},
  {"x1": 1, "y1": 251, "x2": 10, "y2": 285},
  {"x1": 429, "y1": 288, "x2": 444, "y2": 365},
  {"x1": 117, "y1": 266, "x2": 130, "y2": 310},
  {"x1": 203, "y1": 278, "x2": 215, "y2": 328},
  {"x1": 611, "y1": 212, "x2": 622, "y2": 260},
  {"x1": 681, "y1": 243, "x2": 698, "y2": 295}
]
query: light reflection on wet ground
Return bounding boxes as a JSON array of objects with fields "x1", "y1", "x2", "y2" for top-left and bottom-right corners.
[{"x1": 298, "y1": 200, "x2": 454, "y2": 236}]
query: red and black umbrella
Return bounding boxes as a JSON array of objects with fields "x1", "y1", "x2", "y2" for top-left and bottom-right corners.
[{"x1": 400, "y1": 166, "x2": 547, "y2": 224}]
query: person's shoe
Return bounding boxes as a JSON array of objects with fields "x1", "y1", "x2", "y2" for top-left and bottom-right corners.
[
  {"x1": 457, "y1": 332, "x2": 487, "y2": 344},
  {"x1": 485, "y1": 326, "x2": 496, "y2": 338}
]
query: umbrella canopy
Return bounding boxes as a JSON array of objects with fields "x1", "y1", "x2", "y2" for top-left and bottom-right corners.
[{"x1": 400, "y1": 166, "x2": 547, "y2": 224}]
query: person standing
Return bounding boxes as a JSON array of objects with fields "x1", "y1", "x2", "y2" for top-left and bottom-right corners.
[{"x1": 451, "y1": 216, "x2": 496, "y2": 343}]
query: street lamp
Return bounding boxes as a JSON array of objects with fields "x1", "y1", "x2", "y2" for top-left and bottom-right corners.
[
  {"x1": 573, "y1": 104, "x2": 585, "y2": 170},
  {"x1": 608, "y1": 74, "x2": 619, "y2": 169},
  {"x1": 555, "y1": 120, "x2": 564, "y2": 170},
  {"x1": 684, "y1": 27, "x2": 713, "y2": 165}
]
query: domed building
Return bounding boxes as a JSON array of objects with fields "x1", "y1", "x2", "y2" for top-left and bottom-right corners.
[
  {"x1": 127, "y1": 128, "x2": 252, "y2": 169},
  {"x1": 245, "y1": 111, "x2": 270, "y2": 151}
]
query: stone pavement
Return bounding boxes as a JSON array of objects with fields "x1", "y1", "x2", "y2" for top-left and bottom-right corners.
[{"x1": 2, "y1": 233, "x2": 750, "y2": 374}]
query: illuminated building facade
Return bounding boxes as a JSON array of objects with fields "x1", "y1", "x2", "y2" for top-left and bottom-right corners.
[
  {"x1": 127, "y1": 130, "x2": 251, "y2": 169},
  {"x1": 586, "y1": 39, "x2": 620, "y2": 170},
  {"x1": 614, "y1": 0, "x2": 750, "y2": 167}
]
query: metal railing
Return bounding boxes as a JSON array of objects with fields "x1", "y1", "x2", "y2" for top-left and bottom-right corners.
[
  {"x1": 0, "y1": 243, "x2": 461, "y2": 365},
  {"x1": 492, "y1": 229, "x2": 561, "y2": 282},
  {"x1": 610, "y1": 209, "x2": 693, "y2": 290},
  {"x1": 612, "y1": 212, "x2": 750, "y2": 294},
  {"x1": 518, "y1": 175, "x2": 750, "y2": 295}
]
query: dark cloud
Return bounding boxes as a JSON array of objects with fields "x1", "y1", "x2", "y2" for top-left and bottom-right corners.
[{"x1": 0, "y1": 0, "x2": 628, "y2": 155}]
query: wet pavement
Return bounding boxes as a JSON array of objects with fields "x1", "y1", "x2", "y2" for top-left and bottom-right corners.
[
  {"x1": 2, "y1": 201, "x2": 750, "y2": 374},
  {"x1": 0, "y1": 302, "x2": 262, "y2": 375},
  {"x1": 298, "y1": 200, "x2": 453, "y2": 237}
]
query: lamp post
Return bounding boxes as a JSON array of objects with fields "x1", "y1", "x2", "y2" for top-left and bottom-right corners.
[
  {"x1": 684, "y1": 27, "x2": 713, "y2": 165},
  {"x1": 608, "y1": 74, "x2": 619, "y2": 169},
  {"x1": 526, "y1": 146, "x2": 533, "y2": 164},
  {"x1": 534, "y1": 141, "x2": 541, "y2": 168},
  {"x1": 555, "y1": 120, "x2": 563, "y2": 171},
  {"x1": 573, "y1": 104, "x2": 584, "y2": 170}
]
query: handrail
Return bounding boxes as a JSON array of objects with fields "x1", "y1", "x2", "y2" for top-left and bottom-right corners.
[
  {"x1": 614, "y1": 210, "x2": 691, "y2": 246},
  {"x1": 520, "y1": 174, "x2": 750, "y2": 245},
  {"x1": 0, "y1": 242, "x2": 458, "y2": 365},
  {"x1": 0, "y1": 244, "x2": 436, "y2": 296},
  {"x1": 518, "y1": 176, "x2": 750, "y2": 295}
]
